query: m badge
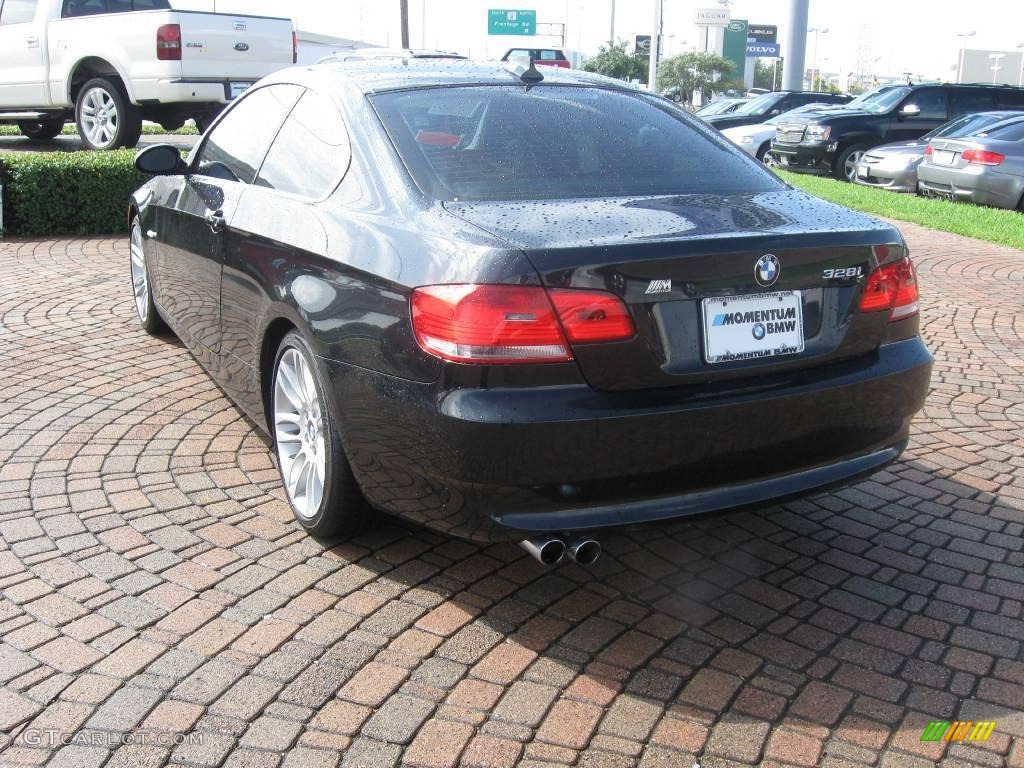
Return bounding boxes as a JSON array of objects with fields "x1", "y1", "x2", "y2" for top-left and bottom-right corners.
[{"x1": 645, "y1": 279, "x2": 672, "y2": 295}]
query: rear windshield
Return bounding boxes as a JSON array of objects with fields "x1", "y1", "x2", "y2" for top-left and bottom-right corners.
[{"x1": 371, "y1": 85, "x2": 782, "y2": 202}]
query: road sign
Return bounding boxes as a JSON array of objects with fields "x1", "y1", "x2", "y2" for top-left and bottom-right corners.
[
  {"x1": 487, "y1": 9, "x2": 536, "y2": 36},
  {"x1": 748, "y1": 24, "x2": 777, "y2": 43},
  {"x1": 746, "y1": 42, "x2": 781, "y2": 58},
  {"x1": 693, "y1": 7, "x2": 730, "y2": 26},
  {"x1": 634, "y1": 34, "x2": 651, "y2": 55}
]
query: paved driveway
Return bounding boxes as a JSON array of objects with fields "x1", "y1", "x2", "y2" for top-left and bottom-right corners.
[{"x1": 0, "y1": 223, "x2": 1022, "y2": 768}]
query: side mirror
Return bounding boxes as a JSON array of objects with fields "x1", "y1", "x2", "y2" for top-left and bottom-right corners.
[
  {"x1": 899, "y1": 103, "x2": 921, "y2": 118},
  {"x1": 135, "y1": 144, "x2": 187, "y2": 176}
]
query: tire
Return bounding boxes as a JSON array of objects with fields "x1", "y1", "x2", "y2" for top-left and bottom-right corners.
[
  {"x1": 75, "y1": 77, "x2": 142, "y2": 150},
  {"x1": 756, "y1": 142, "x2": 778, "y2": 169},
  {"x1": 271, "y1": 331, "x2": 371, "y2": 539},
  {"x1": 193, "y1": 111, "x2": 217, "y2": 134},
  {"x1": 17, "y1": 119, "x2": 64, "y2": 140},
  {"x1": 129, "y1": 218, "x2": 167, "y2": 334},
  {"x1": 834, "y1": 144, "x2": 869, "y2": 182}
]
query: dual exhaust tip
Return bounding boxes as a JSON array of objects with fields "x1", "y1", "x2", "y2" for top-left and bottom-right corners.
[{"x1": 520, "y1": 535, "x2": 601, "y2": 566}]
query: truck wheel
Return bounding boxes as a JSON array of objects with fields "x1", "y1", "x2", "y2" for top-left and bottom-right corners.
[
  {"x1": 75, "y1": 78, "x2": 143, "y2": 150},
  {"x1": 18, "y1": 119, "x2": 64, "y2": 140},
  {"x1": 756, "y1": 143, "x2": 778, "y2": 168},
  {"x1": 834, "y1": 144, "x2": 868, "y2": 182}
]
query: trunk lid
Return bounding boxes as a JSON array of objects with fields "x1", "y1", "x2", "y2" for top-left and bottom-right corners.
[
  {"x1": 445, "y1": 190, "x2": 902, "y2": 391},
  {"x1": 178, "y1": 13, "x2": 293, "y2": 81}
]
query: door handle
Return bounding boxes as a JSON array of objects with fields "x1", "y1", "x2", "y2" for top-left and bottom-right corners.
[
  {"x1": 26, "y1": 36, "x2": 39, "y2": 48},
  {"x1": 205, "y1": 209, "x2": 226, "y2": 234}
]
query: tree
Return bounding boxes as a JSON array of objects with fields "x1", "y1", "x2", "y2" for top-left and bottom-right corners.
[
  {"x1": 754, "y1": 59, "x2": 784, "y2": 90},
  {"x1": 655, "y1": 52, "x2": 734, "y2": 100},
  {"x1": 581, "y1": 40, "x2": 649, "y2": 84}
]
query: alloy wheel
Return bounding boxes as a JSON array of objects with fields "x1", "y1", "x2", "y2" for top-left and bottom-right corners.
[
  {"x1": 844, "y1": 151, "x2": 864, "y2": 181},
  {"x1": 273, "y1": 348, "x2": 327, "y2": 520},
  {"x1": 80, "y1": 86, "x2": 119, "y2": 148},
  {"x1": 129, "y1": 221, "x2": 148, "y2": 322}
]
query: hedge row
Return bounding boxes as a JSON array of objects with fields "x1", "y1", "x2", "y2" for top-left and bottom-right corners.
[
  {"x1": 0, "y1": 150, "x2": 147, "y2": 236},
  {"x1": 0, "y1": 123, "x2": 199, "y2": 136}
]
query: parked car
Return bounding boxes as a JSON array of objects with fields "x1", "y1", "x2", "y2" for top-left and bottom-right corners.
[
  {"x1": 702, "y1": 90, "x2": 851, "y2": 130},
  {"x1": 694, "y1": 97, "x2": 747, "y2": 116},
  {"x1": 855, "y1": 111, "x2": 1024, "y2": 192},
  {"x1": 501, "y1": 48, "x2": 569, "y2": 68},
  {"x1": 129, "y1": 61, "x2": 931, "y2": 562},
  {"x1": 772, "y1": 82, "x2": 1024, "y2": 181},
  {"x1": 0, "y1": 0, "x2": 295, "y2": 148},
  {"x1": 318, "y1": 48, "x2": 466, "y2": 63},
  {"x1": 722, "y1": 103, "x2": 843, "y2": 165},
  {"x1": 917, "y1": 120, "x2": 1024, "y2": 210}
]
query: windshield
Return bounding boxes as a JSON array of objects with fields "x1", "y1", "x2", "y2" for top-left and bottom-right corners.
[
  {"x1": 859, "y1": 86, "x2": 912, "y2": 114},
  {"x1": 371, "y1": 85, "x2": 783, "y2": 202},
  {"x1": 734, "y1": 92, "x2": 783, "y2": 115},
  {"x1": 697, "y1": 99, "x2": 739, "y2": 116}
]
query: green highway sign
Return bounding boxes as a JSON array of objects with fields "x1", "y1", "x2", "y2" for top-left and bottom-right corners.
[{"x1": 488, "y1": 9, "x2": 536, "y2": 36}]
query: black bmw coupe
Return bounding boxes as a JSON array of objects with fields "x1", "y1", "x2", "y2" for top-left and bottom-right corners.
[{"x1": 129, "y1": 60, "x2": 932, "y2": 565}]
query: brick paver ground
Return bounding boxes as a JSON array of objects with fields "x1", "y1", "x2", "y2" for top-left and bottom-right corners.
[{"x1": 1, "y1": 222, "x2": 1022, "y2": 768}]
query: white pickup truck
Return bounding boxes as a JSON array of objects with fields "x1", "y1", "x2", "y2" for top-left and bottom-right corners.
[{"x1": 0, "y1": 0, "x2": 295, "y2": 149}]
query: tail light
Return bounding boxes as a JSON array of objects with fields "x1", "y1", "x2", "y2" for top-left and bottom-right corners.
[
  {"x1": 410, "y1": 284, "x2": 634, "y2": 364},
  {"x1": 858, "y1": 255, "x2": 919, "y2": 321},
  {"x1": 156, "y1": 24, "x2": 182, "y2": 61},
  {"x1": 962, "y1": 149, "x2": 1004, "y2": 166},
  {"x1": 923, "y1": 145, "x2": 932, "y2": 156},
  {"x1": 293, "y1": 31, "x2": 298, "y2": 64}
]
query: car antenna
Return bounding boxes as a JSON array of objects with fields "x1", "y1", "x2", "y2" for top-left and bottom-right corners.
[{"x1": 520, "y1": 57, "x2": 544, "y2": 84}]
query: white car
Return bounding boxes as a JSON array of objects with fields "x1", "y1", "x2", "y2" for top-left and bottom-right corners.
[
  {"x1": 721, "y1": 103, "x2": 838, "y2": 167},
  {"x1": 0, "y1": 0, "x2": 295, "y2": 149}
]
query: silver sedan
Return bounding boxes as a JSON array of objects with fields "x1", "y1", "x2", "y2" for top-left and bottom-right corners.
[
  {"x1": 855, "y1": 111, "x2": 1024, "y2": 193},
  {"x1": 917, "y1": 121, "x2": 1024, "y2": 210}
]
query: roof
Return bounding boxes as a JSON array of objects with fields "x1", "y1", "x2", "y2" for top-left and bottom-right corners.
[{"x1": 272, "y1": 59, "x2": 635, "y2": 96}]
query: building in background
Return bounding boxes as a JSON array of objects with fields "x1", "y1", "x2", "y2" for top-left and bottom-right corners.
[{"x1": 957, "y1": 49, "x2": 1024, "y2": 85}]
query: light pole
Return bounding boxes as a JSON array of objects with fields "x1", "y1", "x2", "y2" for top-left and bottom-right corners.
[
  {"x1": 808, "y1": 27, "x2": 828, "y2": 89},
  {"x1": 609, "y1": 0, "x2": 615, "y2": 45},
  {"x1": 955, "y1": 31, "x2": 975, "y2": 83},
  {"x1": 648, "y1": 0, "x2": 662, "y2": 93},
  {"x1": 1017, "y1": 43, "x2": 1024, "y2": 87}
]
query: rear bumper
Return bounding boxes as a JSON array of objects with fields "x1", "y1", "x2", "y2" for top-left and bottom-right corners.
[
  {"x1": 147, "y1": 79, "x2": 254, "y2": 105},
  {"x1": 917, "y1": 165, "x2": 1024, "y2": 209},
  {"x1": 855, "y1": 161, "x2": 917, "y2": 193},
  {"x1": 771, "y1": 142, "x2": 833, "y2": 174},
  {"x1": 327, "y1": 337, "x2": 932, "y2": 541}
]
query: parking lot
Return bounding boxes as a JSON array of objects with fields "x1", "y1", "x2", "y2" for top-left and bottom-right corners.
[{"x1": 0, "y1": 222, "x2": 1022, "y2": 767}]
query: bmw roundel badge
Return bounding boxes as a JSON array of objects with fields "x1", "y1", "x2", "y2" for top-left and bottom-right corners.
[
  {"x1": 754, "y1": 254, "x2": 780, "y2": 287},
  {"x1": 752, "y1": 323, "x2": 766, "y2": 340}
]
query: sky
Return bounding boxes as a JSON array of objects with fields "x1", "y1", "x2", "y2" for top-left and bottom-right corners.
[{"x1": 175, "y1": 0, "x2": 1024, "y2": 83}]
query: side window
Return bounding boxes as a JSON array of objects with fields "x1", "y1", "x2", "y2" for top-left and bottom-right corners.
[
  {"x1": 195, "y1": 85, "x2": 303, "y2": 184},
  {"x1": 995, "y1": 89, "x2": 1024, "y2": 110},
  {"x1": 1, "y1": 0, "x2": 38, "y2": 24},
  {"x1": 903, "y1": 88, "x2": 947, "y2": 120},
  {"x1": 62, "y1": 0, "x2": 105, "y2": 17},
  {"x1": 539, "y1": 50, "x2": 558, "y2": 61},
  {"x1": 256, "y1": 90, "x2": 351, "y2": 199},
  {"x1": 950, "y1": 89, "x2": 995, "y2": 116},
  {"x1": 506, "y1": 49, "x2": 530, "y2": 58}
]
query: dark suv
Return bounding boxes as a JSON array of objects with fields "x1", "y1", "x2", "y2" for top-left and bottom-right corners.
[
  {"x1": 771, "y1": 82, "x2": 1024, "y2": 181},
  {"x1": 701, "y1": 91, "x2": 851, "y2": 130}
]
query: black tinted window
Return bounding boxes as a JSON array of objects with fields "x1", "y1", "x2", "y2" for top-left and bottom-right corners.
[
  {"x1": 372, "y1": 85, "x2": 782, "y2": 201},
  {"x1": 994, "y1": 89, "x2": 1024, "y2": 110},
  {"x1": 256, "y1": 90, "x2": 351, "y2": 198},
  {"x1": 950, "y1": 89, "x2": 995, "y2": 116},
  {"x1": 195, "y1": 85, "x2": 302, "y2": 184},
  {"x1": 904, "y1": 88, "x2": 947, "y2": 120},
  {"x1": 62, "y1": 0, "x2": 166, "y2": 15},
  {"x1": 1, "y1": 0, "x2": 38, "y2": 23}
]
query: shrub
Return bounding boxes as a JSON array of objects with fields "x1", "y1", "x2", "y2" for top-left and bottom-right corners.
[{"x1": 0, "y1": 150, "x2": 146, "y2": 236}]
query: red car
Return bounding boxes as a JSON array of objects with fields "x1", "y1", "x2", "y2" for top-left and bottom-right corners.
[{"x1": 501, "y1": 48, "x2": 570, "y2": 68}]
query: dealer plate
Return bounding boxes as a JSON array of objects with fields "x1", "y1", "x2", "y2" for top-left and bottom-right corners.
[
  {"x1": 702, "y1": 291, "x2": 804, "y2": 364},
  {"x1": 229, "y1": 82, "x2": 252, "y2": 100}
]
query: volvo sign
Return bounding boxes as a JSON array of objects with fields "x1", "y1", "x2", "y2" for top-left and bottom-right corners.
[{"x1": 746, "y1": 42, "x2": 781, "y2": 58}]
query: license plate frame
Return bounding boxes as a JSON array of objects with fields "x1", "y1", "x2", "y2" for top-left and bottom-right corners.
[
  {"x1": 701, "y1": 291, "x2": 805, "y2": 365},
  {"x1": 932, "y1": 149, "x2": 956, "y2": 166},
  {"x1": 229, "y1": 82, "x2": 252, "y2": 100}
]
